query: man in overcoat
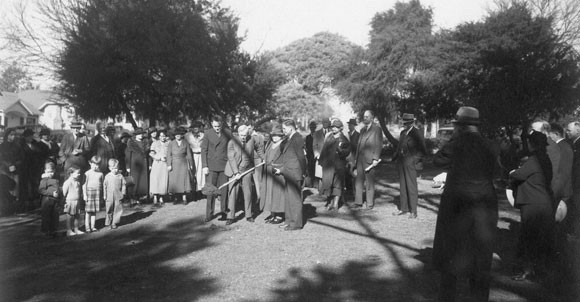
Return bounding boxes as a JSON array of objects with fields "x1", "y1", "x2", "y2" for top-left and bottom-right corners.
[
  {"x1": 90, "y1": 125, "x2": 116, "y2": 175},
  {"x1": 565, "y1": 121, "x2": 580, "y2": 239},
  {"x1": 345, "y1": 118, "x2": 359, "y2": 194},
  {"x1": 274, "y1": 119, "x2": 306, "y2": 231},
  {"x1": 224, "y1": 125, "x2": 255, "y2": 224},
  {"x1": 391, "y1": 113, "x2": 426, "y2": 218},
  {"x1": 354, "y1": 110, "x2": 383, "y2": 209},
  {"x1": 59, "y1": 122, "x2": 91, "y2": 173},
  {"x1": 201, "y1": 116, "x2": 231, "y2": 222}
]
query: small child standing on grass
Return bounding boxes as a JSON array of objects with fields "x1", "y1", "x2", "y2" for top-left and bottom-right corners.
[
  {"x1": 39, "y1": 162, "x2": 60, "y2": 238},
  {"x1": 63, "y1": 166, "x2": 84, "y2": 236},
  {"x1": 84, "y1": 156, "x2": 103, "y2": 232},
  {"x1": 104, "y1": 159, "x2": 126, "y2": 229}
]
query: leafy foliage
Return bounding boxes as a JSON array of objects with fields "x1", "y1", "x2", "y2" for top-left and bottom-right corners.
[
  {"x1": 0, "y1": 61, "x2": 34, "y2": 92},
  {"x1": 56, "y1": 0, "x2": 275, "y2": 127}
]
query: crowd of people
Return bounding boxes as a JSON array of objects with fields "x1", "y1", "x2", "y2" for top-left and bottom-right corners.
[{"x1": 1, "y1": 107, "x2": 580, "y2": 301}]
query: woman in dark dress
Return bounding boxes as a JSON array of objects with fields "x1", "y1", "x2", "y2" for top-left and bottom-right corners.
[
  {"x1": 509, "y1": 130, "x2": 555, "y2": 281},
  {"x1": 318, "y1": 119, "x2": 350, "y2": 210},
  {"x1": 432, "y1": 107, "x2": 498, "y2": 302},
  {"x1": 0, "y1": 129, "x2": 23, "y2": 215},
  {"x1": 261, "y1": 124, "x2": 286, "y2": 224},
  {"x1": 125, "y1": 128, "x2": 149, "y2": 204}
]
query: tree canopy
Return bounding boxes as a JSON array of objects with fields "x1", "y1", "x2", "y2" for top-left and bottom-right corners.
[
  {"x1": 55, "y1": 0, "x2": 274, "y2": 127},
  {"x1": 0, "y1": 61, "x2": 34, "y2": 92}
]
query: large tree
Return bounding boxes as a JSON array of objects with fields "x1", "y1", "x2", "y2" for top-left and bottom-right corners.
[
  {"x1": 0, "y1": 61, "x2": 34, "y2": 92},
  {"x1": 334, "y1": 0, "x2": 436, "y2": 135}
]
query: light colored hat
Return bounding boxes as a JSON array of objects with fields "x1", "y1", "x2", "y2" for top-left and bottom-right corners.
[
  {"x1": 402, "y1": 113, "x2": 415, "y2": 123},
  {"x1": 452, "y1": 107, "x2": 480, "y2": 125},
  {"x1": 331, "y1": 119, "x2": 343, "y2": 128}
]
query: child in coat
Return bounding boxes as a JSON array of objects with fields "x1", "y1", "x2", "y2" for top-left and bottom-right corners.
[
  {"x1": 39, "y1": 162, "x2": 60, "y2": 238},
  {"x1": 84, "y1": 156, "x2": 104, "y2": 232},
  {"x1": 63, "y1": 166, "x2": 84, "y2": 236},
  {"x1": 104, "y1": 159, "x2": 126, "y2": 229}
]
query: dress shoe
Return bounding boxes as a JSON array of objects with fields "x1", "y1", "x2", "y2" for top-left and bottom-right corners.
[
  {"x1": 278, "y1": 223, "x2": 289, "y2": 228},
  {"x1": 408, "y1": 213, "x2": 418, "y2": 219},
  {"x1": 512, "y1": 271, "x2": 533, "y2": 281},
  {"x1": 225, "y1": 219, "x2": 234, "y2": 225},
  {"x1": 264, "y1": 215, "x2": 274, "y2": 222},
  {"x1": 217, "y1": 214, "x2": 227, "y2": 221},
  {"x1": 392, "y1": 210, "x2": 408, "y2": 216},
  {"x1": 246, "y1": 217, "x2": 255, "y2": 223},
  {"x1": 270, "y1": 217, "x2": 283, "y2": 224},
  {"x1": 284, "y1": 226, "x2": 301, "y2": 231}
]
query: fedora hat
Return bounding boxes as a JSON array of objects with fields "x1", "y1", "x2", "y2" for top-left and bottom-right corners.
[
  {"x1": 452, "y1": 106, "x2": 480, "y2": 125},
  {"x1": 347, "y1": 118, "x2": 357, "y2": 125},
  {"x1": 133, "y1": 127, "x2": 145, "y2": 135},
  {"x1": 402, "y1": 113, "x2": 415, "y2": 123},
  {"x1": 174, "y1": 127, "x2": 187, "y2": 135}
]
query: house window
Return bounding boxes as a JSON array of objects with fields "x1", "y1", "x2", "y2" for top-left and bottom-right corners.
[
  {"x1": 26, "y1": 117, "x2": 36, "y2": 125},
  {"x1": 20, "y1": 117, "x2": 24, "y2": 125}
]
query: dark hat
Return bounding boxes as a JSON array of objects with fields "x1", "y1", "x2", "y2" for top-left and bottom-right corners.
[
  {"x1": 174, "y1": 127, "x2": 187, "y2": 135},
  {"x1": 451, "y1": 106, "x2": 480, "y2": 125},
  {"x1": 70, "y1": 122, "x2": 83, "y2": 129},
  {"x1": 322, "y1": 118, "x2": 331, "y2": 128},
  {"x1": 309, "y1": 120, "x2": 318, "y2": 128},
  {"x1": 120, "y1": 132, "x2": 131, "y2": 139},
  {"x1": 347, "y1": 118, "x2": 357, "y2": 125},
  {"x1": 331, "y1": 119, "x2": 343, "y2": 128},
  {"x1": 23, "y1": 128, "x2": 34, "y2": 137},
  {"x1": 190, "y1": 121, "x2": 204, "y2": 129},
  {"x1": 39, "y1": 128, "x2": 50, "y2": 136},
  {"x1": 105, "y1": 125, "x2": 116, "y2": 133},
  {"x1": 148, "y1": 127, "x2": 158, "y2": 134},
  {"x1": 270, "y1": 124, "x2": 284, "y2": 136},
  {"x1": 402, "y1": 113, "x2": 415, "y2": 123},
  {"x1": 133, "y1": 128, "x2": 145, "y2": 135}
]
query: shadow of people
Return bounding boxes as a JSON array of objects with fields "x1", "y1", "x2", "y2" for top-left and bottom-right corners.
[{"x1": 1, "y1": 217, "x2": 218, "y2": 302}]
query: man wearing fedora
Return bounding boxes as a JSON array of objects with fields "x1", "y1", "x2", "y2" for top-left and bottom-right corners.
[
  {"x1": 59, "y1": 122, "x2": 91, "y2": 173},
  {"x1": 391, "y1": 113, "x2": 426, "y2": 218},
  {"x1": 354, "y1": 110, "x2": 383, "y2": 209},
  {"x1": 432, "y1": 106, "x2": 498, "y2": 302},
  {"x1": 346, "y1": 118, "x2": 359, "y2": 194}
]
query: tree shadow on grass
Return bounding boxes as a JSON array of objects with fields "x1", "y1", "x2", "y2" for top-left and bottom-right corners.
[{"x1": 0, "y1": 216, "x2": 218, "y2": 302}]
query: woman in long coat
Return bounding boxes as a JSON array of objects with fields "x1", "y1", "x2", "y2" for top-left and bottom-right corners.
[
  {"x1": 261, "y1": 124, "x2": 286, "y2": 224},
  {"x1": 432, "y1": 107, "x2": 498, "y2": 302},
  {"x1": 167, "y1": 127, "x2": 194, "y2": 204},
  {"x1": 0, "y1": 129, "x2": 22, "y2": 215},
  {"x1": 509, "y1": 131, "x2": 555, "y2": 281},
  {"x1": 149, "y1": 129, "x2": 169, "y2": 204},
  {"x1": 125, "y1": 128, "x2": 149, "y2": 203},
  {"x1": 318, "y1": 119, "x2": 351, "y2": 210}
]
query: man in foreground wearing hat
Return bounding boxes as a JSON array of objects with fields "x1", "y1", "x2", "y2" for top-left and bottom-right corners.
[
  {"x1": 90, "y1": 125, "x2": 116, "y2": 175},
  {"x1": 345, "y1": 118, "x2": 359, "y2": 194},
  {"x1": 354, "y1": 110, "x2": 383, "y2": 209},
  {"x1": 224, "y1": 125, "x2": 256, "y2": 225},
  {"x1": 391, "y1": 113, "x2": 426, "y2": 218},
  {"x1": 59, "y1": 122, "x2": 91, "y2": 173},
  {"x1": 432, "y1": 106, "x2": 498, "y2": 302}
]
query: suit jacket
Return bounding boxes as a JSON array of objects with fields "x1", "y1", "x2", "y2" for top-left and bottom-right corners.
[
  {"x1": 393, "y1": 126, "x2": 426, "y2": 163},
  {"x1": 225, "y1": 136, "x2": 254, "y2": 177},
  {"x1": 555, "y1": 139, "x2": 573, "y2": 201},
  {"x1": 349, "y1": 130, "x2": 360, "y2": 155},
  {"x1": 39, "y1": 177, "x2": 60, "y2": 200},
  {"x1": 547, "y1": 138, "x2": 561, "y2": 195},
  {"x1": 59, "y1": 133, "x2": 91, "y2": 170},
  {"x1": 312, "y1": 128, "x2": 329, "y2": 158},
  {"x1": 201, "y1": 129, "x2": 231, "y2": 172},
  {"x1": 280, "y1": 132, "x2": 306, "y2": 181},
  {"x1": 511, "y1": 155, "x2": 553, "y2": 207},
  {"x1": 90, "y1": 135, "x2": 116, "y2": 173},
  {"x1": 251, "y1": 133, "x2": 265, "y2": 165},
  {"x1": 355, "y1": 123, "x2": 383, "y2": 169}
]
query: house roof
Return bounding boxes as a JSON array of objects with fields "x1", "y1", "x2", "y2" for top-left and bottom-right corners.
[{"x1": 0, "y1": 90, "x2": 66, "y2": 113}]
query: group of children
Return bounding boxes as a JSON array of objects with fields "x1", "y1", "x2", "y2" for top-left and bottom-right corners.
[{"x1": 39, "y1": 156, "x2": 126, "y2": 238}]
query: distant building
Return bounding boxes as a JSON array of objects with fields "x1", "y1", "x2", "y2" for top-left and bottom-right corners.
[{"x1": 0, "y1": 90, "x2": 69, "y2": 130}]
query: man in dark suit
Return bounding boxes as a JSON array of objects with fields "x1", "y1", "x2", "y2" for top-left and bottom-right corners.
[
  {"x1": 354, "y1": 110, "x2": 383, "y2": 209},
  {"x1": 224, "y1": 125, "x2": 255, "y2": 225},
  {"x1": 565, "y1": 121, "x2": 580, "y2": 239},
  {"x1": 201, "y1": 115, "x2": 231, "y2": 222},
  {"x1": 391, "y1": 113, "x2": 426, "y2": 218},
  {"x1": 312, "y1": 118, "x2": 331, "y2": 188},
  {"x1": 90, "y1": 125, "x2": 116, "y2": 175},
  {"x1": 59, "y1": 122, "x2": 91, "y2": 173},
  {"x1": 345, "y1": 118, "x2": 360, "y2": 194},
  {"x1": 304, "y1": 121, "x2": 317, "y2": 188},
  {"x1": 274, "y1": 119, "x2": 306, "y2": 231},
  {"x1": 549, "y1": 123, "x2": 574, "y2": 208},
  {"x1": 532, "y1": 121, "x2": 561, "y2": 199}
]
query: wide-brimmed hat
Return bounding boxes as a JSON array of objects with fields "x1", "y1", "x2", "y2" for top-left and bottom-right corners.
[
  {"x1": 270, "y1": 124, "x2": 284, "y2": 136},
  {"x1": 402, "y1": 113, "x2": 415, "y2": 123},
  {"x1": 120, "y1": 132, "x2": 131, "y2": 139},
  {"x1": 347, "y1": 118, "x2": 357, "y2": 125},
  {"x1": 133, "y1": 128, "x2": 145, "y2": 135},
  {"x1": 70, "y1": 122, "x2": 83, "y2": 129},
  {"x1": 451, "y1": 106, "x2": 480, "y2": 125},
  {"x1": 331, "y1": 119, "x2": 343, "y2": 128},
  {"x1": 190, "y1": 121, "x2": 204, "y2": 129}
]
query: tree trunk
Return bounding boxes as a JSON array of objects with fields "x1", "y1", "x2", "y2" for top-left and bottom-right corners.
[{"x1": 377, "y1": 113, "x2": 398, "y2": 147}]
